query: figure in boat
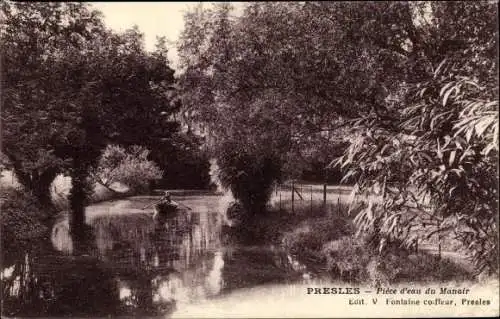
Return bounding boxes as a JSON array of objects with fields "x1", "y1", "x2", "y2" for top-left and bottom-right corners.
[{"x1": 143, "y1": 191, "x2": 191, "y2": 223}]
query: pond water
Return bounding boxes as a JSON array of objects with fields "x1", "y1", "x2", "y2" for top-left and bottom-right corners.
[{"x1": 1, "y1": 195, "x2": 310, "y2": 318}]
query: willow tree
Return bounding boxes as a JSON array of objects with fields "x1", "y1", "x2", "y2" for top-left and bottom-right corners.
[
  {"x1": 177, "y1": 3, "x2": 357, "y2": 213},
  {"x1": 335, "y1": 1, "x2": 498, "y2": 275},
  {"x1": 177, "y1": 2, "x2": 498, "y2": 273}
]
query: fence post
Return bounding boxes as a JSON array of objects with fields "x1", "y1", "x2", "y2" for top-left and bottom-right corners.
[
  {"x1": 438, "y1": 220, "x2": 442, "y2": 260},
  {"x1": 279, "y1": 186, "x2": 282, "y2": 211},
  {"x1": 310, "y1": 186, "x2": 313, "y2": 215},
  {"x1": 338, "y1": 196, "x2": 341, "y2": 215},
  {"x1": 323, "y1": 183, "x2": 327, "y2": 207}
]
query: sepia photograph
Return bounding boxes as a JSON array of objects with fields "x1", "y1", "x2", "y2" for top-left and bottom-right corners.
[{"x1": 1, "y1": 1, "x2": 499, "y2": 318}]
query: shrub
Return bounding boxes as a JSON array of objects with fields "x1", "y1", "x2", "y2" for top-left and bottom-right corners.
[
  {"x1": 217, "y1": 139, "x2": 282, "y2": 215},
  {"x1": 321, "y1": 234, "x2": 473, "y2": 285},
  {"x1": 282, "y1": 216, "x2": 353, "y2": 265},
  {"x1": 392, "y1": 253, "x2": 473, "y2": 283},
  {"x1": 0, "y1": 188, "x2": 49, "y2": 253},
  {"x1": 90, "y1": 145, "x2": 162, "y2": 194},
  {"x1": 225, "y1": 201, "x2": 247, "y2": 226},
  {"x1": 322, "y1": 236, "x2": 373, "y2": 283}
]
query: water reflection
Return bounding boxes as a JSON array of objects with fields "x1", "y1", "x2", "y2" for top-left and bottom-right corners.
[
  {"x1": 2, "y1": 247, "x2": 121, "y2": 317},
  {"x1": 2, "y1": 196, "x2": 309, "y2": 317},
  {"x1": 206, "y1": 250, "x2": 225, "y2": 295}
]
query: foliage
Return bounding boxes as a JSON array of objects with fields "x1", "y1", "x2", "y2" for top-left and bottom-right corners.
[
  {"x1": 282, "y1": 219, "x2": 347, "y2": 253},
  {"x1": 177, "y1": 2, "x2": 441, "y2": 202},
  {"x1": 178, "y1": 4, "x2": 292, "y2": 200},
  {"x1": 0, "y1": 188, "x2": 49, "y2": 253},
  {"x1": 178, "y1": 2, "x2": 498, "y2": 275},
  {"x1": 323, "y1": 236, "x2": 372, "y2": 282},
  {"x1": 178, "y1": 3, "x2": 297, "y2": 210},
  {"x1": 152, "y1": 131, "x2": 212, "y2": 190},
  {"x1": 335, "y1": 1, "x2": 498, "y2": 275},
  {"x1": 391, "y1": 253, "x2": 473, "y2": 283},
  {"x1": 1, "y1": 2, "x2": 104, "y2": 209},
  {"x1": 217, "y1": 137, "x2": 282, "y2": 214},
  {"x1": 282, "y1": 216, "x2": 353, "y2": 266},
  {"x1": 2, "y1": 2, "x2": 178, "y2": 242},
  {"x1": 322, "y1": 235, "x2": 473, "y2": 284},
  {"x1": 90, "y1": 145, "x2": 163, "y2": 194}
]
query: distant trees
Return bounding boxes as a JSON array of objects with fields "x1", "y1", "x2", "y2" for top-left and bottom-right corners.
[
  {"x1": 178, "y1": 2, "x2": 498, "y2": 273},
  {"x1": 153, "y1": 131, "x2": 212, "y2": 190}
]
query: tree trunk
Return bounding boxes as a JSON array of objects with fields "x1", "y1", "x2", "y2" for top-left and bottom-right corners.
[
  {"x1": 68, "y1": 165, "x2": 89, "y2": 254},
  {"x1": 13, "y1": 166, "x2": 59, "y2": 214},
  {"x1": 32, "y1": 168, "x2": 59, "y2": 212}
]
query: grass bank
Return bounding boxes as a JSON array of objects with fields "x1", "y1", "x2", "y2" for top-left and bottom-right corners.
[
  {"x1": 235, "y1": 198, "x2": 478, "y2": 285},
  {"x1": 0, "y1": 172, "x2": 140, "y2": 255}
]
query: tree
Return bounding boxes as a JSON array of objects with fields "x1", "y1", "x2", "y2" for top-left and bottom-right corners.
[
  {"x1": 335, "y1": 1, "x2": 498, "y2": 275},
  {"x1": 1, "y1": 2, "x2": 105, "y2": 210},
  {"x1": 153, "y1": 131, "x2": 212, "y2": 190},
  {"x1": 177, "y1": 1, "x2": 498, "y2": 273},
  {"x1": 215, "y1": 117, "x2": 285, "y2": 214},
  {"x1": 177, "y1": 3, "x2": 334, "y2": 211},
  {"x1": 2, "y1": 3, "x2": 178, "y2": 248},
  {"x1": 90, "y1": 145, "x2": 163, "y2": 194}
]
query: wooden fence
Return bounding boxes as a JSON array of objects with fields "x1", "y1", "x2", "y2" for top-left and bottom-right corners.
[{"x1": 270, "y1": 181, "x2": 352, "y2": 215}]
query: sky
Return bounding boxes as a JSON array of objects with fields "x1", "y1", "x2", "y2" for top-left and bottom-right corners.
[{"x1": 90, "y1": 2, "x2": 198, "y2": 69}]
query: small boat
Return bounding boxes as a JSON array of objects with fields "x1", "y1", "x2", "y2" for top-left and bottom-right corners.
[{"x1": 153, "y1": 201, "x2": 180, "y2": 221}]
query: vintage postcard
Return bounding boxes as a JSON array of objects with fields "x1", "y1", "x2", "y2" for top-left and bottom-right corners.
[{"x1": 1, "y1": 1, "x2": 498, "y2": 318}]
